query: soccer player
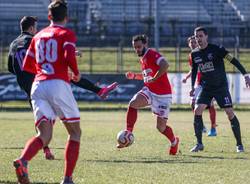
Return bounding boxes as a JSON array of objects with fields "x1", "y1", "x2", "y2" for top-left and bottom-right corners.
[
  {"x1": 189, "y1": 26, "x2": 250, "y2": 153},
  {"x1": 8, "y1": 16, "x2": 55, "y2": 160},
  {"x1": 13, "y1": 1, "x2": 80, "y2": 183},
  {"x1": 8, "y1": 16, "x2": 117, "y2": 161},
  {"x1": 182, "y1": 35, "x2": 217, "y2": 136},
  {"x1": 117, "y1": 34, "x2": 179, "y2": 155}
]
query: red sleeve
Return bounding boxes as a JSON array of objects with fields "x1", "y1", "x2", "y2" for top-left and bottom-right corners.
[
  {"x1": 150, "y1": 49, "x2": 163, "y2": 65},
  {"x1": 64, "y1": 45, "x2": 79, "y2": 75},
  {"x1": 63, "y1": 30, "x2": 79, "y2": 75},
  {"x1": 23, "y1": 39, "x2": 37, "y2": 74}
]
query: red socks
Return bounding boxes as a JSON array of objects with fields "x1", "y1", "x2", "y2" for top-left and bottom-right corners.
[
  {"x1": 64, "y1": 140, "x2": 80, "y2": 177},
  {"x1": 126, "y1": 107, "x2": 137, "y2": 132},
  {"x1": 209, "y1": 106, "x2": 216, "y2": 128},
  {"x1": 161, "y1": 126, "x2": 175, "y2": 143},
  {"x1": 21, "y1": 137, "x2": 43, "y2": 161}
]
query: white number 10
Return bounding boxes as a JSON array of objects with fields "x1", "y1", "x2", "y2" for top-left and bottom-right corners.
[{"x1": 36, "y1": 38, "x2": 58, "y2": 63}]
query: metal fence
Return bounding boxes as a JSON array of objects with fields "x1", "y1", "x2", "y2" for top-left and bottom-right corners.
[{"x1": 1, "y1": 44, "x2": 249, "y2": 74}]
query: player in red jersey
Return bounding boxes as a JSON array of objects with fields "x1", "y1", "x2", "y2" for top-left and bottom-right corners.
[
  {"x1": 182, "y1": 36, "x2": 217, "y2": 136},
  {"x1": 117, "y1": 34, "x2": 179, "y2": 155},
  {"x1": 13, "y1": 1, "x2": 80, "y2": 184}
]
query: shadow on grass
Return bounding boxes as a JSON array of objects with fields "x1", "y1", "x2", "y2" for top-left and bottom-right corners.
[
  {"x1": 0, "y1": 181, "x2": 59, "y2": 184},
  {"x1": 0, "y1": 147, "x2": 64, "y2": 150},
  {"x1": 184, "y1": 154, "x2": 248, "y2": 160},
  {"x1": 84, "y1": 158, "x2": 202, "y2": 164}
]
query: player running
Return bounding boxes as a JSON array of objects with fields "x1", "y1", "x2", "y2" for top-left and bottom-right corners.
[{"x1": 8, "y1": 16, "x2": 117, "y2": 160}]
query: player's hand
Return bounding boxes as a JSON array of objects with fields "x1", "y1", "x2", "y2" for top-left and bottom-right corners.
[
  {"x1": 244, "y1": 75, "x2": 250, "y2": 88},
  {"x1": 182, "y1": 78, "x2": 187, "y2": 83},
  {"x1": 189, "y1": 88, "x2": 195, "y2": 97},
  {"x1": 72, "y1": 73, "x2": 81, "y2": 82},
  {"x1": 126, "y1": 72, "x2": 135, "y2": 80},
  {"x1": 75, "y1": 50, "x2": 82, "y2": 57},
  {"x1": 68, "y1": 70, "x2": 73, "y2": 79}
]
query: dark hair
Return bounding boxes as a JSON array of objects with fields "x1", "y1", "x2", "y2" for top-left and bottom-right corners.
[
  {"x1": 48, "y1": 0, "x2": 67, "y2": 22},
  {"x1": 20, "y1": 16, "x2": 37, "y2": 32},
  {"x1": 187, "y1": 35, "x2": 195, "y2": 43},
  {"x1": 132, "y1": 34, "x2": 148, "y2": 44},
  {"x1": 194, "y1": 26, "x2": 208, "y2": 35}
]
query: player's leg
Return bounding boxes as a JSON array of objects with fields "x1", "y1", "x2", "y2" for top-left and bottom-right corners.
[
  {"x1": 117, "y1": 88, "x2": 149, "y2": 148},
  {"x1": 215, "y1": 88, "x2": 243, "y2": 152},
  {"x1": 192, "y1": 85, "x2": 207, "y2": 133},
  {"x1": 61, "y1": 121, "x2": 81, "y2": 184},
  {"x1": 225, "y1": 107, "x2": 244, "y2": 152},
  {"x1": 14, "y1": 119, "x2": 53, "y2": 184},
  {"x1": 71, "y1": 77, "x2": 118, "y2": 99},
  {"x1": 13, "y1": 82, "x2": 54, "y2": 184},
  {"x1": 207, "y1": 100, "x2": 217, "y2": 136},
  {"x1": 126, "y1": 88, "x2": 149, "y2": 132},
  {"x1": 190, "y1": 89, "x2": 212, "y2": 152},
  {"x1": 150, "y1": 95, "x2": 179, "y2": 155},
  {"x1": 51, "y1": 80, "x2": 81, "y2": 184},
  {"x1": 24, "y1": 83, "x2": 55, "y2": 160},
  {"x1": 42, "y1": 120, "x2": 55, "y2": 160},
  {"x1": 156, "y1": 117, "x2": 179, "y2": 155}
]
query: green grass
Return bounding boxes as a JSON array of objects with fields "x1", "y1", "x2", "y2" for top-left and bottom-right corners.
[{"x1": 1, "y1": 110, "x2": 250, "y2": 184}]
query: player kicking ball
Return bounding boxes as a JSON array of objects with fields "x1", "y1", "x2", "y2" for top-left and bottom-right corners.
[{"x1": 116, "y1": 34, "x2": 179, "y2": 155}]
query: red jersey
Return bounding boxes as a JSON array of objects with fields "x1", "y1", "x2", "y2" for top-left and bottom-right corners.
[
  {"x1": 23, "y1": 24, "x2": 79, "y2": 83},
  {"x1": 188, "y1": 53, "x2": 201, "y2": 85},
  {"x1": 140, "y1": 48, "x2": 172, "y2": 95}
]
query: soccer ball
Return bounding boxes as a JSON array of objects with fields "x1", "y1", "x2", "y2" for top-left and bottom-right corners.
[{"x1": 117, "y1": 130, "x2": 134, "y2": 148}]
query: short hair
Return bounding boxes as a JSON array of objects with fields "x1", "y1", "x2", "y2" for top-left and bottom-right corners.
[
  {"x1": 194, "y1": 26, "x2": 208, "y2": 35},
  {"x1": 20, "y1": 16, "x2": 37, "y2": 32},
  {"x1": 187, "y1": 35, "x2": 195, "y2": 44},
  {"x1": 132, "y1": 34, "x2": 148, "y2": 44},
  {"x1": 48, "y1": 0, "x2": 67, "y2": 22}
]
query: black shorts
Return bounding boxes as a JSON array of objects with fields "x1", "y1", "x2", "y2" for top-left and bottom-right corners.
[{"x1": 196, "y1": 87, "x2": 233, "y2": 108}]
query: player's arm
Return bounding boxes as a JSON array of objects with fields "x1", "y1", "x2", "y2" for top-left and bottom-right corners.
[
  {"x1": 190, "y1": 55, "x2": 198, "y2": 95},
  {"x1": 7, "y1": 51, "x2": 15, "y2": 74},
  {"x1": 151, "y1": 58, "x2": 169, "y2": 81},
  {"x1": 224, "y1": 53, "x2": 250, "y2": 87},
  {"x1": 182, "y1": 69, "x2": 192, "y2": 83},
  {"x1": 220, "y1": 45, "x2": 250, "y2": 87},
  {"x1": 23, "y1": 39, "x2": 37, "y2": 74},
  {"x1": 125, "y1": 72, "x2": 143, "y2": 80},
  {"x1": 63, "y1": 31, "x2": 80, "y2": 82}
]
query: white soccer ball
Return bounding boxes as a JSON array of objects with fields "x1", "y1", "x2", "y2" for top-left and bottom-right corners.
[{"x1": 117, "y1": 130, "x2": 134, "y2": 147}]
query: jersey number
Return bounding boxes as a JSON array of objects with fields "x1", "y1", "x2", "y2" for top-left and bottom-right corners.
[
  {"x1": 15, "y1": 49, "x2": 27, "y2": 70},
  {"x1": 36, "y1": 39, "x2": 58, "y2": 63},
  {"x1": 35, "y1": 39, "x2": 58, "y2": 75}
]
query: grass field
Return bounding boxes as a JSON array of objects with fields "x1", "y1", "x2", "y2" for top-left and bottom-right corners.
[{"x1": 1, "y1": 110, "x2": 250, "y2": 184}]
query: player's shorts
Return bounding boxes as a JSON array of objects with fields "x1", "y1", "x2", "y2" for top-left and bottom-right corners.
[
  {"x1": 192, "y1": 85, "x2": 215, "y2": 107},
  {"x1": 31, "y1": 79, "x2": 80, "y2": 127},
  {"x1": 132, "y1": 86, "x2": 172, "y2": 119},
  {"x1": 196, "y1": 87, "x2": 232, "y2": 108},
  {"x1": 191, "y1": 85, "x2": 202, "y2": 102}
]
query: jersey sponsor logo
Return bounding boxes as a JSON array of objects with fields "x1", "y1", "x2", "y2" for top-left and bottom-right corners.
[
  {"x1": 142, "y1": 68, "x2": 152, "y2": 77},
  {"x1": 207, "y1": 53, "x2": 213, "y2": 60},
  {"x1": 194, "y1": 57, "x2": 202, "y2": 63},
  {"x1": 199, "y1": 61, "x2": 215, "y2": 73}
]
